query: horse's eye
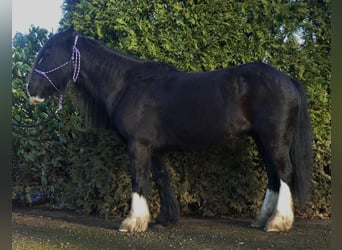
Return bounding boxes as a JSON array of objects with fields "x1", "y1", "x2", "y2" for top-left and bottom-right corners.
[{"x1": 44, "y1": 47, "x2": 53, "y2": 56}]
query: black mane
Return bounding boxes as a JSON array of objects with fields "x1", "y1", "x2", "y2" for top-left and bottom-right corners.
[
  {"x1": 74, "y1": 36, "x2": 178, "y2": 129},
  {"x1": 82, "y1": 38, "x2": 145, "y2": 65}
]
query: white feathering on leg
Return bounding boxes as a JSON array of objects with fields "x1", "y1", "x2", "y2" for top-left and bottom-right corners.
[
  {"x1": 251, "y1": 188, "x2": 278, "y2": 227},
  {"x1": 130, "y1": 192, "x2": 150, "y2": 218},
  {"x1": 119, "y1": 192, "x2": 150, "y2": 232},
  {"x1": 265, "y1": 180, "x2": 294, "y2": 232}
]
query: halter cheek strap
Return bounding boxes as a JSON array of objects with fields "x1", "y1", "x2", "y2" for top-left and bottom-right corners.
[
  {"x1": 71, "y1": 36, "x2": 81, "y2": 82},
  {"x1": 31, "y1": 35, "x2": 81, "y2": 113}
]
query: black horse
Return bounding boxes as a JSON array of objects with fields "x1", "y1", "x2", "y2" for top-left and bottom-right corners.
[{"x1": 27, "y1": 26, "x2": 312, "y2": 232}]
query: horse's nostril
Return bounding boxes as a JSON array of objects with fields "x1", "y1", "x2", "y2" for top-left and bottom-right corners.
[{"x1": 29, "y1": 96, "x2": 45, "y2": 104}]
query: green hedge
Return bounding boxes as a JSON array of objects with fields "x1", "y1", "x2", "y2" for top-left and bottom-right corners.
[{"x1": 13, "y1": 0, "x2": 331, "y2": 219}]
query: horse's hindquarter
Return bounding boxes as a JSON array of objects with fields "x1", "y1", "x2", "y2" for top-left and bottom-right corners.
[{"x1": 238, "y1": 63, "x2": 301, "y2": 124}]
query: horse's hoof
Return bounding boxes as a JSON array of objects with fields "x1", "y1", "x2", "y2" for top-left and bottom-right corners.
[
  {"x1": 251, "y1": 213, "x2": 269, "y2": 228},
  {"x1": 251, "y1": 220, "x2": 264, "y2": 228},
  {"x1": 264, "y1": 211, "x2": 293, "y2": 232},
  {"x1": 119, "y1": 215, "x2": 149, "y2": 233}
]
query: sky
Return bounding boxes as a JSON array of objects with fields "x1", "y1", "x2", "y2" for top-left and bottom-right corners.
[{"x1": 12, "y1": 0, "x2": 64, "y2": 37}]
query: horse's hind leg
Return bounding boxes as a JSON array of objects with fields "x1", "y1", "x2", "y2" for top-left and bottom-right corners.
[
  {"x1": 151, "y1": 154, "x2": 180, "y2": 227},
  {"x1": 119, "y1": 141, "x2": 151, "y2": 232},
  {"x1": 251, "y1": 134, "x2": 294, "y2": 232}
]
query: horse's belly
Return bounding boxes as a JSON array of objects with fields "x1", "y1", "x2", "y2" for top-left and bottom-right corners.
[{"x1": 158, "y1": 119, "x2": 236, "y2": 150}]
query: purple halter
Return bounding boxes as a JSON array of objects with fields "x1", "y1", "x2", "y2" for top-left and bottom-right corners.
[{"x1": 33, "y1": 35, "x2": 81, "y2": 113}]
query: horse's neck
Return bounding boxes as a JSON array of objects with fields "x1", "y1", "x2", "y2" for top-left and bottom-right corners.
[{"x1": 77, "y1": 37, "x2": 140, "y2": 105}]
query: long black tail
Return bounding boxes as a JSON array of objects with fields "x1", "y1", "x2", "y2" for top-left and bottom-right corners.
[{"x1": 290, "y1": 78, "x2": 313, "y2": 208}]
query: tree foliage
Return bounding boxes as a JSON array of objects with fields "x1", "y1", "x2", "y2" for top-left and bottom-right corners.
[{"x1": 13, "y1": 0, "x2": 331, "y2": 218}]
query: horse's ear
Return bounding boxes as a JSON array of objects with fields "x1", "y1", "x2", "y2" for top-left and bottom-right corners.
[{"x1": 64, "y1": 25, "x2": 77, "y2": 40}]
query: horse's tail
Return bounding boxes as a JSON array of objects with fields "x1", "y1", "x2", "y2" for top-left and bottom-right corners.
[{"x1": 290, "y1": 78, "x2": 313, "y2": 208}]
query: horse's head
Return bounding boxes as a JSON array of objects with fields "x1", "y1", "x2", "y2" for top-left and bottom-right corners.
[{"x1": 27, "y1": 26, "x2": 80, "y2": 105}]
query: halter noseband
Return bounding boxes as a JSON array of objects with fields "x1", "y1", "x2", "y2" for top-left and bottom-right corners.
[{"x1": 30, "y1": 35, "x2": 81, "y2": 113}]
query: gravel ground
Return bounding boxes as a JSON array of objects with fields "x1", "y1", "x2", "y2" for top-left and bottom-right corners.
[{"x1": 12, "y1": 209, "x2": 331, "y2": 250}]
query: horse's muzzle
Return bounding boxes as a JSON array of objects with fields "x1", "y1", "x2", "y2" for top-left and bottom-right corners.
[{"x1": 29, "y1": 96, "x2": 45, "y2": 104}]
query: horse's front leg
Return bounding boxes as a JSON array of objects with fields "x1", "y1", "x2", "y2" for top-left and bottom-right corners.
[
  {"x1": 119, "y1": 141, "x2": 151, "y2": 233},
  {"x1": 151, "y1": 154, "x2": 180, "y2": 227}
]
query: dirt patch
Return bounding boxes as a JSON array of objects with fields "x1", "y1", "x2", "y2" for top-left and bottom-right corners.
[{"x1": 12, "y1": 208, "x2": 330, "y2": 249}]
